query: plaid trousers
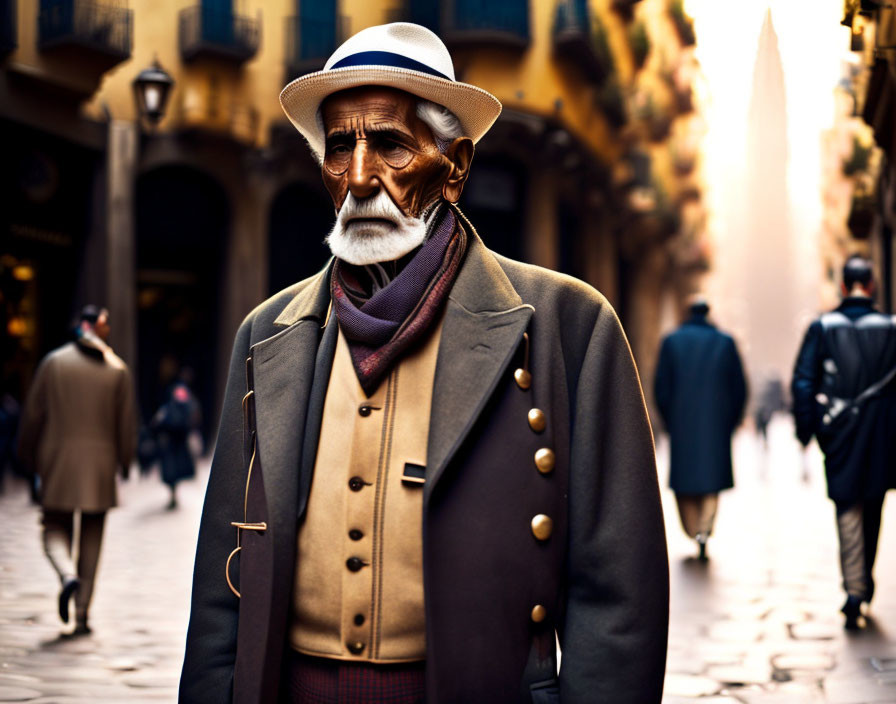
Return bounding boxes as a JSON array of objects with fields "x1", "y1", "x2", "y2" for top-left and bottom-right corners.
[{"x1": 285, "y1": 650, "x2": 426, "y2": 704}]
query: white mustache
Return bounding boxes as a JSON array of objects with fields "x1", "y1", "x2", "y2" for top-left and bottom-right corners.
[{"x1": 338, "y1": 191, "x2": 406, "y2": 227}]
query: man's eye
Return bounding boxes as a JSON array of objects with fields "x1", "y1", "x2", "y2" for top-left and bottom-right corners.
[{"x1": 379, "y1": 140, "x2": 413, "y2": 167}]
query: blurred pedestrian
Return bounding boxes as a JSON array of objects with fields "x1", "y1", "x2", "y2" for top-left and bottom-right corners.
[
  {"x1": 655, "y1": 297, "x2": 747, "y2": 561},
  {"x1": 17, "y1": 305, "x2": 137, "y2": 635},
  {"x1": 791, "y1": 255, "x2": 896, "y2": 630},
  {"x1": 754, "y1": 375, "x2": 786, "y2": 448},
  {"x1": 151, "y1": 373, "x2": 200, "y2": 510}
]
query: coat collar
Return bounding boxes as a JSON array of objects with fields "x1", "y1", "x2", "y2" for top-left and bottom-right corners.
[{"x1": 272, "y1": 260, "x2": 334, "y2": 328}]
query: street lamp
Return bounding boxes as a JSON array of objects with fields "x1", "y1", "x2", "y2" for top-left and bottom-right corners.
[{"x1": 132, "y1": 58, "x2": 175, "y2": 127}]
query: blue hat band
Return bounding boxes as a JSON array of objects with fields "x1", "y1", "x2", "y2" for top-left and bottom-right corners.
[{"x1": 330, "y1": 51, "x2": 451, "y2": 81}]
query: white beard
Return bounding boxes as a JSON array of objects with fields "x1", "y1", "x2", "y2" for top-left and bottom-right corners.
[{"x1": 326, "y1": 191, "x2": 429, "y2": 266}]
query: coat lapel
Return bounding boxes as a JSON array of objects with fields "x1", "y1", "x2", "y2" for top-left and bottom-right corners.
[
  {"x1": 251, "y1": 264, "x2": 332, "y2": 540},
  {"x1": 425, "y1": 215, "x2": 533, "y2": 503}
]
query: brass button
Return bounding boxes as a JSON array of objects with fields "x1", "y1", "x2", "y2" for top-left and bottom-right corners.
[
  {"x1": 534, "y1": 448, "x2": 555, "y2": 475},
  {"x1": 347, "y1": 641, "x2": 365, "y2": 655},
  {"x1": 531, "y1": 514, "x2": 553, "y2": 541},
  {"x1": 359, "y1": 405, "x2": 372, "y2": 417},
  {"x1": 531, "y1": 604, "x2": 547, "y2": 623},
  {"x1": 528, "y1": 408, "x2": 546, "y2": 433},
  {"x1": 346, "y1": 557, "x2": 365, "y2": 572},
  {"x1": 514, "y1": 368, "x2": 532, "y2": 390}
]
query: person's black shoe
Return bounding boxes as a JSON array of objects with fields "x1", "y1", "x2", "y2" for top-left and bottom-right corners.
[
  {"x1": 58, "y1": 577, "x2": 80, "y2": 624},
  {"x1": 841, "y1": 595, "x2": 863, "y2": 631},
  {"x1": 72, "y1": 621, "x2": 92, "y2": 636},
  {"x1": 696, "y1": 533, "x2": 708, "y2": 562}
]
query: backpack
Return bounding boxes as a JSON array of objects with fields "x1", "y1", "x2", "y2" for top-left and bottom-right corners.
[{"x1": 816, "y1": 310, "x2": 896, "y2": 442}]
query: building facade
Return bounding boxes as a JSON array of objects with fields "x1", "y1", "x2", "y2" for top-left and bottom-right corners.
[
  {"x1": 837, "y1": 0, "x2": 896, "y2": 312},
  {"x1": 1, "y1": 0, "x2": 705, "y2": 435}
]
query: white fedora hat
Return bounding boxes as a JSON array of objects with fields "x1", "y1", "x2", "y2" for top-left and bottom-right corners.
[{"x1": 279, "y1": 22, "x2": 502, "y2": 158}]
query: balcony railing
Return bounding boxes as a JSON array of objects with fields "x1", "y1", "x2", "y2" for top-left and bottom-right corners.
[
  {"x1": 285, "y1": 9, "x2": 339, "y2": 78},
  {"x1": 38, "y1": 0, "x2": 132, "y2": 63},
  {"x1": 553, "y1": 0, "x2": 612, "y2": 84},
  {"x1": 179, "y1": 3, "x2": 260, "y2": 64},
  {"x1": 1, "y1": 0, "x2": 16, "y2": 52},
  {"x1": 406, "y1": 0, "x2": 530, "y2": 49}
]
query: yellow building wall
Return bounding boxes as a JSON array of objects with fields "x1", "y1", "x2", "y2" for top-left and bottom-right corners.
[{"x1": 78, "y1": 0, "x2": 629, "y2": 163}]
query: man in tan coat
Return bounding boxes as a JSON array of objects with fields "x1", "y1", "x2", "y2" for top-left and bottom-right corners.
[{"x1": 19, "y1": 305, "x2": 137, "y2": 634}]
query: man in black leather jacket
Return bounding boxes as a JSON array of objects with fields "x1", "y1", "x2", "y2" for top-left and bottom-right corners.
[{"x1": 791, "y1": 255, "x2": 896, "y2": 629}]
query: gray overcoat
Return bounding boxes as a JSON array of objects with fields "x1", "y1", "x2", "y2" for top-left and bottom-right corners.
[{"x1": 180, "y1": 215, "x2": 669, "y2": 703}]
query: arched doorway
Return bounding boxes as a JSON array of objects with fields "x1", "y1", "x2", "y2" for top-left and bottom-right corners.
[
  {"x1": 136, "y1": 166, "x2": 228, "y2": 444},
  {"x1": 268, "y1": 182, "x2": 333, "y2": 295}
]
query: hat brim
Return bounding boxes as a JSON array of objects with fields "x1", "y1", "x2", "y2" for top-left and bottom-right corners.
[{"x1": 279, "y1": 66, "x2": 502, "y2": 157}]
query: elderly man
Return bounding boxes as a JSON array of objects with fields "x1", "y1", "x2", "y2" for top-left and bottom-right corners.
[{"x1": 180, "y1": 23, "x2": 668, "y2": 704}]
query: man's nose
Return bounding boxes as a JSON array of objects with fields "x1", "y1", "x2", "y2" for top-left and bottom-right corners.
[{"x1": 347, "y1": 140, "x2": 380, "y2": 199}]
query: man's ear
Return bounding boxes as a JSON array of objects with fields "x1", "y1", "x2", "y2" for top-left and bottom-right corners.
[{"x1": 442, "y1": 137, "x2": 474, "y2": 204}]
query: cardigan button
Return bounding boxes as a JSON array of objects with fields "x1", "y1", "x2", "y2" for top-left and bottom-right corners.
[
  {"x1": 531, "y1": 514, "x2": 553, "y2": 542},
  {"x1": 348, "y1": 529, "x2": 364, "y2": 541},
  {"x1": 347, "y1": 641, "x2": 365, "y2": 655},
  {"x1": 534, "y1": 448, "x2": 555, "y2": 475},
  {"x1": 346, "y1": 557, "x2": 366, "y2": 572},
  {"x1": 358, "y1": 405, "x2": 372, "y2": 417},
  {"x1": 528, "y1": 409, "x2": 546, "y2": 433},
  {"x1": 348, "y1": 476, "x2": 366, "y2": 491},
  {"x1": 531, "y1": 605, "x2": 547, "y2": 623},
  {"x1": 514, "y1": 368, "x2": 532, "y2": 390}
]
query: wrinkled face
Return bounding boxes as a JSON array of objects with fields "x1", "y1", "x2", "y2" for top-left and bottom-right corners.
[{"x1": 320, "y1": 87, "x2": 453, "y2": 218}]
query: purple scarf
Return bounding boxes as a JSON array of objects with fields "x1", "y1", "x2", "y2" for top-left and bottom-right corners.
[{"x1": 331, "y1": 208, "x2": 466, "y2": 396}]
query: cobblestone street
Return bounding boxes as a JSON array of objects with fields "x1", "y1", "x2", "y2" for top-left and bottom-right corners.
[
  {"x1": 0, "y1": 415, "x2": 894, "y2": 702},
  {"x1": 661, "y1": 417, "x2": 896, "y2": 703},
  {"x1": 0, "y1": 462, "x2": 208, "y2": 703}
]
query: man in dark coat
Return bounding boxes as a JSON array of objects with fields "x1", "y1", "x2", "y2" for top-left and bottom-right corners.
[
  {"x1": 180, "y1": 23, "x2": 668, "y2": 703},
  {"x1": 791, "y1": 255, "x2": 896, "y2": 629},
  {"x1": 654, "y1": 298, "x2": 747, "y2": 560}
]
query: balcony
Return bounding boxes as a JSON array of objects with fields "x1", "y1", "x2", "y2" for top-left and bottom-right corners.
[
  {"x1": 37, "y1": 0, "x2": 132, "y2": 66},
  {"x1": 406, "y1": 0, "x2": 530, "y2": 50},
  {"x1": 553, "y1": 0, "x2": 612, "y2": 84},
  {"x1": 179, "y1": 3, "x2": 260, "y2": 64},
  {"x1": 285, "y1": 7, "x2": 339, "y2": 78}
]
